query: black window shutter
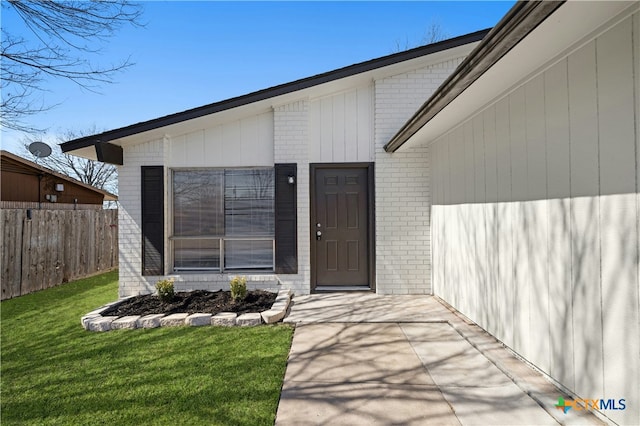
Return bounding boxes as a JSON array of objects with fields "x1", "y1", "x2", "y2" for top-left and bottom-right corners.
[
  {"x1": 141, "y1": 166, "x2": 164, "y2": 276},
  {"x1": 274, "y1": 163, "x2": 297, "y2": 274}
]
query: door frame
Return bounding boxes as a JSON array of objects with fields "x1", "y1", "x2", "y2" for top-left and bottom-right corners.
[{"x1": 309, "y1": 162, "x2": 376, "y2": 293}]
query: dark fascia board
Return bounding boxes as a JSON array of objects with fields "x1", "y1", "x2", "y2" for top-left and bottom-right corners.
[
  {"x1": 60, "y1": 29, "x2": 490, "y2": 154},
  {"x1": 95, "y1": 142, "x2": 123, "y2": 165},
  {"x1": 384, "y1": 0, "x2": 565, "y2": 153}
]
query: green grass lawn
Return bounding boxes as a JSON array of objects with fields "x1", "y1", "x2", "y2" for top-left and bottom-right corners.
[{"x1": 1, "y1": 271, "x2": 294, "y2": 425}]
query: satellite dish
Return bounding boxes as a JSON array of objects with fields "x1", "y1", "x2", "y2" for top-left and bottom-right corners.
[{"x1": 28, "y1": 141, "x2": 52, "y2": 160}]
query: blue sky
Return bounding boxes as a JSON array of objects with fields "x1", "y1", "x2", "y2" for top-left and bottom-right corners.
[{"x1": 1, "y1": 1, "x2": 515, "y2": 154}]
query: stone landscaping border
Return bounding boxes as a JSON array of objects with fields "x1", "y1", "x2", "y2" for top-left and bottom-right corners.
[{"x1": 81, "y1": 289, "x2": 292, "y2": 332}]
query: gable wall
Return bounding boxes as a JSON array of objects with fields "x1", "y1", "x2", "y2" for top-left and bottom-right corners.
[
  {"x1": 429, "y1": 11, "x2": 640, "y2": 425},
  {"x1": 116, "y1": 49, "x2": 473, "y2": 298},
  {"x1": 169, "y1": 111, "x2": 274, "y2": 168},
  {"x1": 309, "y1": 86, "x2": 374, "y2": 163}
]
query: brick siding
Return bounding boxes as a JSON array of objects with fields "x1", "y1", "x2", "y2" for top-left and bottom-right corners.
[
  {"x1": 374, "y1": 58, "x2": 464, "y2": 294},
  {"x1": 273, "y1": 100, "x2": 311, "y2": 295},
  {"x1": 117, "y1": 56, "x2": 467, "y2": 297}
]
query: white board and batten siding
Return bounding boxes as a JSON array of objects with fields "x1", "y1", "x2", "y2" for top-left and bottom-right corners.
[
  {"x1": 168, "y1": 85, "x2": 375, "y2": 167},
  {"x1": 310, "y1": 86, "x2": 374, "y2": 163},
  {"x1": 169, "y1": 111, "x2": 274, "y2": 168},
  {"x1": 430, "y1": 12, "x2": 639, "y2": 425}
]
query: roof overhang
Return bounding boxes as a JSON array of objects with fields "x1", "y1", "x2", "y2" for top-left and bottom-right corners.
[
  {"x1": 60, "y1": 29, "x2": 489, "y2": 163},
  {"x1": 385, "y1": 0, "x2": 639, "y2": 152}
]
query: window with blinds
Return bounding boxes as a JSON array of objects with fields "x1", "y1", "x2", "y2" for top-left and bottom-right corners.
[{"x1": 172, "y1": 168, "x2": 274, "y2": 271}]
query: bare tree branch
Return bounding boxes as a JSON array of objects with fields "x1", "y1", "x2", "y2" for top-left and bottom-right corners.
[
  {"x1": 21, "y1": 127, "x2": 118, "y2": 195},
  {"x1": 1, "y1": 1, "x2": 143, "y2": 132},
  {"x1": 421, "y1": 21, "x2": 448, "y2": 45},
  {"x1": 393, "y1": 20, "x2": 449, "y2": 52}
]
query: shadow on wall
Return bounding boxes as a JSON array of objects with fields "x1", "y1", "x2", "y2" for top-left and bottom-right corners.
[
  {"x1": 428, "y1": 17, "x2": 639, "y2": 423},
  {"x1": 431, "y1": 192, "x2": 638, "y2": 425}
]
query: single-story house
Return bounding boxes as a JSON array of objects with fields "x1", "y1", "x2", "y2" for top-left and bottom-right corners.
[
  {"x1": 1, "y1": 150, "x2": 117, "y2": 209},
  {"x1": 62, "y1": 1, "x2": 639, "y2": 424},
  {"x1": 60, "y1": 27, "x2": 488, "y2": 296}
]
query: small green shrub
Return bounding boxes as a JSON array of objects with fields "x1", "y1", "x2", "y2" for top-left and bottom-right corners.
[
  {"x1": 230, "y1": 276, "x2": 247, "y2": 301},
  {"x1": 156, "y1": 278, "x2": 175, "y2": 302}
]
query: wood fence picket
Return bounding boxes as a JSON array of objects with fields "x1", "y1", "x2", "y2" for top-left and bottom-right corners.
[{"x1": 1, "y1": 209, "x2": 118, "y2": 300}]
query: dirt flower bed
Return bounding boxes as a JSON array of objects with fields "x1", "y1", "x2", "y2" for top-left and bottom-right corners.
[{"x1": 101, "y1": 290, "x2": 277, "y2": 317}]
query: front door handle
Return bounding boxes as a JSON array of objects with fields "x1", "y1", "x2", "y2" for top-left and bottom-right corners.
[{"x1": 316, "y1": 230, "x2": 322, "y2": 240}]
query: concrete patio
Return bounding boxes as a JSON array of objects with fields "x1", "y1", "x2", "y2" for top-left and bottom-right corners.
[{"x1": 276, "y1": 293, "x2": 605, "y2": 425}]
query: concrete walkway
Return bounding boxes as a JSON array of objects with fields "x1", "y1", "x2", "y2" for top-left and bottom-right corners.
[{"x1": 276, "y1": 293, "x2": 604, "y2": 425}]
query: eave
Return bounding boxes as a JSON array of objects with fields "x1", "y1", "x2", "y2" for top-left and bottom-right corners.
[
  {"x1": 384, "y1": 0, "x2": 564, "y2": 153},
  {"x1": 60, "y1": 29, "x2": 490, "y2": 160}
]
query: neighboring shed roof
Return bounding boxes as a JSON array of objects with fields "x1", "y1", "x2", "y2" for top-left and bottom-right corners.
[
  {"x1": 0, "y1": 150, "x2": 117, "y2": 201},
  {"x1": 384, "y1": 0, "x2": 564, "y2": 152},
  {"x1": 60, "y1": 29, "x2": 489, "y2": 155}
]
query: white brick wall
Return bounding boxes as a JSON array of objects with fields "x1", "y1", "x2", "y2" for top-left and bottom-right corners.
[
  {"x1": 274, "y1": 99, "x2": 311, "y2": 295},
  {"x1": 374, "y1": 58, "x2": 464, "y2": 294},
  {"x1": 116, "y1": 56, "x2": 468, "y2": 297},
  {"x1": 118, "y1": 137, "x2": 168, "y2": 297},
  {"x1": 118, "y1": 136, "x2": 285, "y2": 297}
]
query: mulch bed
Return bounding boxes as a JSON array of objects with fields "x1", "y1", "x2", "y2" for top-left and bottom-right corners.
[{"x1": 101, "y1": 290, "x2": 277, "y2": 317}]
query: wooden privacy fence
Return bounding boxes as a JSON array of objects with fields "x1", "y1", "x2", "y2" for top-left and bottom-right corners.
[{"x1": 1, "y1": 208, "x2": 118, "y2": 300}]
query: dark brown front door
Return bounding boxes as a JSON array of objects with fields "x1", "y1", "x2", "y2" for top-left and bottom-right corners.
[{"x1": 312, "y1": 165, "x2": 371, "y2": 289}]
